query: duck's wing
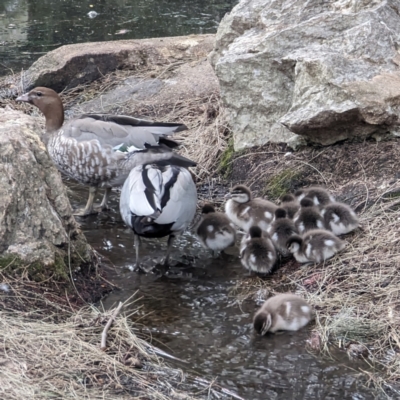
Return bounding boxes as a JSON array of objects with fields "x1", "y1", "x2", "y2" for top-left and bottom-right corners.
[
  {"x1": 63, "y1": 114, "x2": 187, "y2": 150},
  {"x1": 108, "y1": 145, "x2": 196, "y2": 187},
  {"x1": 119, "y1": 164, "x2": 163, "y2": 225},
  {"x1": 154, "y1": 166, "x2": 197, "y2": 232}
]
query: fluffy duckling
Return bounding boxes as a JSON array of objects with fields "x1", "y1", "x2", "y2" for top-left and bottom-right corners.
[
  {"x1": 287, "y1": 229, "x2": 346, "y2": 264},
  {"x1": 268, "y1": 208, "x2": 298, "y2": 257},
  {"x1": 195, "y1": 204, "x2": 237, "y2": 255},
  {"x1": 321, "y1": 202, "x2": 359, "y2": 235},
  {"x1": 295, "y1": 186, "x2": 335, "y2": 207},
  {"x1": 280, "y1": 193, "x2": 300, "y2": 219},
  {"x1": 253, "y1": 293, "x2": 313, "y2": 334},
  {"x1": 294, "y1": 198, "x2": 325, "y2": 233},
  {"x1": 240, "y1": 226, "x2": 277, "y2": 274},
  {"x1": 225, "y1": 185, "x2": 278, "y2": 232}
]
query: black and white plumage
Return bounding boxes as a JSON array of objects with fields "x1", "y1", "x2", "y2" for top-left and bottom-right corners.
[
  {"x1": 120, "y1": 163, "x2": 197, "y2": 266},
  {"x1": 321, "y1": 202, "x2": 359, "y2": 235},
  {"x1": 295, "y1": 186, "x2": 335, "y2": 207},
  {"x1": 240, "y1": 226, "x2": 277, "y2": 274},
  {"x1": 195, "y1": 204, "x2": 236, "y2": 255},
  {"x1": 253, "y1": 293, "x2": 313, "y2": 335},
  {"x1": 286, "y1": 229, "x2": 346, "y2": 264},
  {"x1": 293, "y1": 198, "x2": 325, "y2": 234},
  {"x1": 16, "y1": 87, "x2": 194, "y2": 216},
  {"x1": 268, "y1": 208, "x2": 298, "y2": 257}
]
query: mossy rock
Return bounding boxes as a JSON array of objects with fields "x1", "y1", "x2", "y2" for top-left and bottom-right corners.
[{"x1": 219, "y1": 138, "x2": 235, "y2": 177}]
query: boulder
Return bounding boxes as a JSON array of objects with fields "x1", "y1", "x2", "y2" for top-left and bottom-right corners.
[
  {"x1": 0, "y1": 108, "x2": 92, "y2": 278},
  {"x1": 210, "y1": 0, "x2": 400, "y2": 149},
  {"x1": 20, "y1": 34, "x2": 215, "y2": 93},
  {"x1": 72, "y1": 59, "x2": 219, "y2": 116}
]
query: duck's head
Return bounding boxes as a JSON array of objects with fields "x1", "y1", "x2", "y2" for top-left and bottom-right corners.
[
  {"x1": 16, "y1": 87, "x2": 64, "y2": 132},
  {"x1": 286, "y1": 235, "x2": 303, "y2": 253},
  {"x1": 281, "y1": 193, "x2": 296, "y2": 203},
  {"x1": 201, "y1": 204, "x2": 216, "y2": 214},
  {"x1": 275, "y1": 208, "x2": 287, "y2": 219},
  {"x1": 249, "y1": 225, "x2": 262, "y2": 238},
  {"x1": 253, "y1": 311, "x2": 272, "y2": 335},
  {"x1": 300, "y1": 198, "x2": 314, "y2": 208},
  {"x1": 225, "y1": 185, "x2": 251, "y2": 203}
]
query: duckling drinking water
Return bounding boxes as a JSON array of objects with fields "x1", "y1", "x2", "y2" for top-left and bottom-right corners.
[{"x1": 253, "y1": 293, "x2": 313, "y2": 334}]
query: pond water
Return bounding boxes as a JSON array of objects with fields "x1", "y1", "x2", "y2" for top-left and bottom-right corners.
[
  {"x1": 0, "y1": 0, "x2": 237, "y2": 77},
  {"x1": 68, "y1": 185, "x2": 380, "y2": 400}
]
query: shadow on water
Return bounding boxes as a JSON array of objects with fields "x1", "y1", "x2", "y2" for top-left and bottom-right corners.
[
  {"x1": 68, "y1": 184, "x2": 380, "y2": 400},
  {"x1": 0, "y1": 0, "x2": 238, "y2": 76}
]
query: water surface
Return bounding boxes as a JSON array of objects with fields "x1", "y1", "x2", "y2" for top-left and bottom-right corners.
[
  {"x1": 68, "y1": 186, "x2": 379, "y2": 400},
  {"x1": 0, "y1": 0, "x2": 237, "y2": 76}
]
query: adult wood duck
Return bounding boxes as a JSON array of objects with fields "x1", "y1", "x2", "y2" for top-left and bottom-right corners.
[
  {"x1": 16, "y1": 87, "x2": 194, "y2": 216},
  {"x1": 120, "y1": 163, "x2": 197, "y2": 266}
]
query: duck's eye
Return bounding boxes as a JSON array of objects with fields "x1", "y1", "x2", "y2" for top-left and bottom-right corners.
[{"x1": 36, "y1": 91, "x2": 43, "y2": 97}]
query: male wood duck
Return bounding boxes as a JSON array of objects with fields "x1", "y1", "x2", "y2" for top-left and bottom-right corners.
[{"x1": 119, "y1": 163, "x2": 197, "y2": 266}]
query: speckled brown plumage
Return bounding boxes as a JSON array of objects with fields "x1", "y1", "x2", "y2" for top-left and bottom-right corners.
[{"x1": 17, "y1": 87, "x2": 195, "y2": 216}]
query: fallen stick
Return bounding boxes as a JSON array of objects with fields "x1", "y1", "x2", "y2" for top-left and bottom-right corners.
[{"x1": 101, "y1": 301, "x2": 123, "y2": 350}]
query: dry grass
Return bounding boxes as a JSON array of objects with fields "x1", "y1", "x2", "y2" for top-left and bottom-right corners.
[{"x1": 0, "y1": 292, "x2": 242, "y2": 400}]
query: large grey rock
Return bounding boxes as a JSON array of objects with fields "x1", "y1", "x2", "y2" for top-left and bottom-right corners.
[
  {"x1": 22, "y1": 35, "x2": 215, "y2": 93},
  {"x1": 72, "y1": 59, "x2": 219, "y2": 116},
  {"x1": 0, "y1": 108, "x2": 92, "y2": 274},
  {"x1": 210, "y1": 0, "x2": 400, "y2": 148}
]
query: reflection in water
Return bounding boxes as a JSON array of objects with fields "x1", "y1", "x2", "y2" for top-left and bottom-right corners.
[
  {"x1": 0, "y1": 0, "x2": 238, "y2": 76},
  {"x1": 68, "y1": 185, "x2": 379, "y2": 400}
]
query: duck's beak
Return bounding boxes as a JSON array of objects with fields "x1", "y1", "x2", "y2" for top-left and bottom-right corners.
[
  {"x1": 16, "y1": 93, "x2": 29, "y2": 102},
  {"x1": 224, "y1": 193, "x2": 232, "y2": 199}
]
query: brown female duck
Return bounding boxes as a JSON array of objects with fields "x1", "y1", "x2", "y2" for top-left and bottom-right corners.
[{"x1": 16, "y1": 87, "x2": 195, "y2": 216}]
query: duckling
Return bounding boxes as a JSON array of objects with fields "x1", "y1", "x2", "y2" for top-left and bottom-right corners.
[
  {"x1": 253, "y1": 293, "x2": 313, "y2": 334},
  {"x1": 295, "y1": 186, "x2": 335, "y2": 207},
  {"x1": 240, "y1": 226, "x2": 277, "y2": 274},
  {"x1": 321, "y1": 202, "x2": 359, "y2": 235},
  {"x1": 280, "y1": 193, "x2": 300, "y2": 219},
  {"x1": 195, "y1": 204, "x2": 237, "y2": 255},
  {"x1": 268, "y1": 208, "x2": 298, "y2": 257},
  {"x1": 286, "y1": 229, "x2": 346, "y2": 264},
  {"x1": 293, "y1": 198, "x2": 325, "y2": 233},
  {"x1": 225, "y1": 185, "x2": 278, "y2": 232}
]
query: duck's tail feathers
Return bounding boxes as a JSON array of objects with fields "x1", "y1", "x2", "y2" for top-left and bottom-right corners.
[{"x1": 108, "y1": 148, "x2": 196, "y2": 187}]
